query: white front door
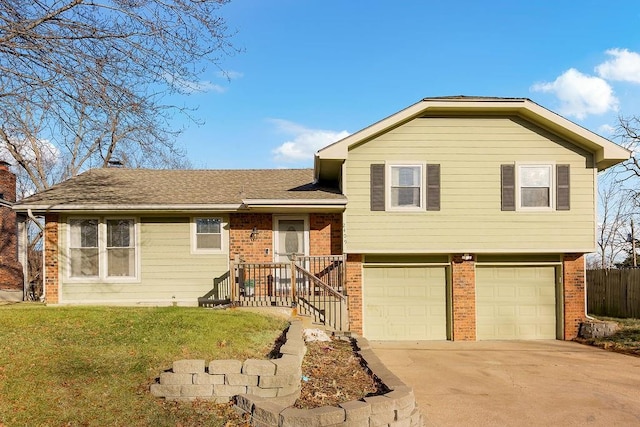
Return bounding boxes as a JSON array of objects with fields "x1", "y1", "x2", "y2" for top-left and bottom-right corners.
[{"x1": 274, "y1": 216, "x2": 309, "y2": 290}]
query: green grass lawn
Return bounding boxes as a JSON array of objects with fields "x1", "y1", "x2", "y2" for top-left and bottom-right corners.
[{"x1": 0, "y1": 304, "x2": 288, "y2": 426}]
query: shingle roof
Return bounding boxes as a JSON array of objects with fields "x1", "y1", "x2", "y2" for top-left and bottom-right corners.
[{"x1": 16, "y1": 168, "x2": 345, "y2": 209}]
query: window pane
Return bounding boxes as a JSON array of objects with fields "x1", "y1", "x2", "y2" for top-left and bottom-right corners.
[
  {"x1": 391, "y1": 187, "x2": 420, "y2": 207},
  {"x1": 392, "y1": 166, "x2": 420, "y2": 187},
  {"x1": 195, "y1": 218, "x2": 221, "y2": 250},
  {"x1": 107, "y1": 219, "x2": 132, "y2": 248},
  {"x1": 70, "y1": 248, "x2": 99, "y2": 277},
  {"x1": 521, "y1": 187, "x2": 550, "y2": 207},
  {"x1": 70, "y1": 219, "x2": 98, "y2": 248},
  {"x1": 196, "y1": 218, "x2": 220, "y2": 234},
  {"x1": 107, "y1": 248, "x2": 135, "y2": 277},
  {"x1": 520, "y1": 166, "x2": 550, "y2": 187},
  {"x1": 197, "y1": 234, "x2": 221, "y2": 249}
]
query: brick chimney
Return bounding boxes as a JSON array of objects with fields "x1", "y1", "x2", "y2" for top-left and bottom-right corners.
[{"x1": 0, "y1": 160, "x2": 24, "y2": 301}]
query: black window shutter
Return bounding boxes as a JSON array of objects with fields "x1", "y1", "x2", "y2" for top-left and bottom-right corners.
[
  {"x1": 556, "y1": 164, "x2": 570, "y2": 211},
  {"x1": 426, "y1": 164, "x2": 441, "y2": 211},
  {"x1": 370, "y1": 164, "x2": 385, "y2": 211},
  {"x1": 501, "y1": 164, "x2": 516, "y2": 211}
]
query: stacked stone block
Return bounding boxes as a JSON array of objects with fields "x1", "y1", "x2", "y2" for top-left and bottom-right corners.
[
  {"x1": 150, "y1": 320, "x2": 305, "y2": 403},
  {"x1": 151, "y1": 319, "x2": 424, "y2": 426}
]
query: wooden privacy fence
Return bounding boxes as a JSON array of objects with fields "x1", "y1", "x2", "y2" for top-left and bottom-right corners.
[{"x1": 587, "y1": 269, "x2": 640, "y2": 318}]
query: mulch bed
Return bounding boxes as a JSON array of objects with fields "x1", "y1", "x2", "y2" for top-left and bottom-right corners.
[{"x1": 294, "y1": 336, "x2": 385, "y2": 409}]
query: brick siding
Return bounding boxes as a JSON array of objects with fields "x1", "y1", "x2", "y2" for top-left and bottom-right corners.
[
  {"x1": 345, "y1": 254, "x2": 363, "y2": 334},
  {"x1": 309, "y1": 213, "x2": 342, "y2": 255},
  {"x1": 229, "y1": 213, "x2": 273, "y2": 263},
  {"x1": 0, "y1": 165, "x2": 23, "y2": 293},
  {"x1": 44, "y1": 214, "x2": 60, "y2": 304},
  {"x1": 563, "y1": 253, "x2": 586, "y2": 340},
  {"x1": 229, "y1": 213, "x2": 341, "y2": 263},
  {"x1": 451, "y1": 255, "x2": 476, "y2": 341}
]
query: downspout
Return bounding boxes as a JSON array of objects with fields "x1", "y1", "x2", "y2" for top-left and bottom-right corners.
[
  {"x1": 584, "y1": 256, "x2": 595, "y2": 320},
  {"x1": 27, "y1": 209, "x2": 46, "y2": 301}
]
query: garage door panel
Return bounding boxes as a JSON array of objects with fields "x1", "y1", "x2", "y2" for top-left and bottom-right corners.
[
  {"x1": 364, "y1": 266, "x2": 447, "y2": 341},
  {"x1": 387, "y1": 287, "x2": 407, "y2": 298},
  {"x1": 497, "y1": 287, "x2": 517, "y2": 298},
  {"x1": 477, "y1": 266, "x2": 557, "y2": 340}
]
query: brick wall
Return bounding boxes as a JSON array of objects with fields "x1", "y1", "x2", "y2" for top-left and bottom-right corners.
[
  {"x1": 451, "y1": 255, "x2": 476, "y2": 341},
  {"x1": 0, "y1": 164, "x2": 24, "y2": 294},
  {"x1": 309, "y1": 213, "x2": 342, "y2": 255},
  {"x1": 563, "y1": 253, "x2": 586, "y2": 340},
  {"x1": 345, "y1": 254, "x2": 363, "y2": 335},
  {"x1": 44, "y1": 214, "x2": 60, "y2": 304},
  {"x1": 229, "y1": 213, "x2": 273, "y2": 263},
  {"x1": 229, "y1": 213, "x2": 341, "y2": 263}
]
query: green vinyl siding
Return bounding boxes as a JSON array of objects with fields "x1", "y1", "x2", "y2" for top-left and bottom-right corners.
[
  {"x1": 59, "y1": 215, "x2": 229, "y2": 304},
  {"x1": 344, "y1": 116, "x2": 596, "y2": 253}
]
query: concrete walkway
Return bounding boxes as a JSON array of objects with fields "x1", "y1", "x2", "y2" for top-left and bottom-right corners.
[{"x1": 370, "y1": 340, "x2": 640, "y2": 427}]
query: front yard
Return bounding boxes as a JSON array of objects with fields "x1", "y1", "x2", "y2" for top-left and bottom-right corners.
[{"x1": 0, "y1": 304, "x2": 287, "y2": 426}]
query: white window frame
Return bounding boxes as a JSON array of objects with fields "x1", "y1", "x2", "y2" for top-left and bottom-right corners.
[
  {"x1": 105, "y1": 218, "x2": 138, "y2": 279},
  {"x1": 68, "y1": 217, "x2": 100, "y2": 279},
  {"x1": 386, "y1": 162, "x2": 425, "y2": 211},
  {"x1": 516, "y1": 163, "x2": 555, "y2": 211},
  {"x1": 66, "y1": 217, "x2": 140, "y2": 282},
  {"x1": 191, "y1": 217, "x2": 224, "y2": 254}
]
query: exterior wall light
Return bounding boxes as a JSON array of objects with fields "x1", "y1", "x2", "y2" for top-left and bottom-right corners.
[{"x1": 250, "y1": 226, "x2": 260, "y2": 241}]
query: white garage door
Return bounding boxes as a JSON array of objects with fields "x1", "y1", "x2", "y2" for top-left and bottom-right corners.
[
  {"x1": 476, "y1": 266, "x2": 557, "y2": 340},
  {"x1": 363, "y1": 266, "x2": 447, "y2": 340}
]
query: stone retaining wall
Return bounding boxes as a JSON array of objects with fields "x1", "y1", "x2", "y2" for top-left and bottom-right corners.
[
  {"x1": 151, "y1": 319, "x2": 425, "y2": 426},
  {"x1": 151, "y1": 320, "x2": 306, "y2": 403},
  {"x1": 579, "y1": 319, "x2": 620, "y2": 339}
]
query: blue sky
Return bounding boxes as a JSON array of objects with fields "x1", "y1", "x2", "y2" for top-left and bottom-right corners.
[{"x1": 173, "y1": 0, "x2": 640, "y2": 169}]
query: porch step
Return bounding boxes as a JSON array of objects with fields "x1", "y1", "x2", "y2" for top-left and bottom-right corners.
[{"x1": 197, "y1": 297, "x2": 231, "y2": 308}]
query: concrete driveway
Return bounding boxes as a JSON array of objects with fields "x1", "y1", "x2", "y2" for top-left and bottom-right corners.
[{"x1": 370, "y1": 340, "x2": 640, "y2": 427}]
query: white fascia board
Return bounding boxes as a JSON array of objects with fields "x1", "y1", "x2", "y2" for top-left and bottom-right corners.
[{"x1": 12, "y1": 203, "x2": 243, "y2": 213}]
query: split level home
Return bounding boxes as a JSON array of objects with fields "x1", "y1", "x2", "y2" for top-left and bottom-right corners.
[{"x1": 12, "y1": 96, "x2": 631, "y2": 341}]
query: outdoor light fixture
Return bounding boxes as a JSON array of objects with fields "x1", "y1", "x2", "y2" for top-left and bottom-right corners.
[
  {"x1": 461, "y1": 253, "x2": 473, "y2": 261},
  {"x1": 250, "y1": 226, "x2": 259, "y2": 241}
]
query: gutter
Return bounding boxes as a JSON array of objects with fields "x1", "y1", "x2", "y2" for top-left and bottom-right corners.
[
  {"x1": 13, "y1": 203, "x2": 244, "y2": 213},
  {"x1": 27, "y1": 209, "x2": 46, "y2": 301}
]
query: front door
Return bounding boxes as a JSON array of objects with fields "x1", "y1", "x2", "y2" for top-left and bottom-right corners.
[{"x1": 274, "y1": 216, "x2": 309, "y2": 291}]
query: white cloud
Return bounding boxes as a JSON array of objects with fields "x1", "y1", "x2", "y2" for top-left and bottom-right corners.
[
  {"x1": 271, "y1": 119, "x2": 350, "y2": 163},
  {"x1": 163, "y1": 73, "x2": 225, "y2": 94},
  {"x1": 597, "y1": 124, "x2": 616, "y2": 136},
  {"x1": 596, "y1": 48, "x2": 640, "y2": 84},
  {"x1": 216, "y1": 70, "x2": 244, "y2": 80},
  {"x1": 530, "y1": 68, "x2": 618, "y2": 119},
  {"x1": 0, "y1": 138, "x2": 60, "y2": 165}
]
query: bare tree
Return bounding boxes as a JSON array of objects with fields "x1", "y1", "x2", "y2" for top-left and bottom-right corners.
[
  {"x1": 0, "y1": 0, "x2": 235, "y2": 192},
  {"x1": 593, "y1": 174, "x2": 635, "y2": 268},
  {"x1": 0, "y1": 1, "x2": 236, "y2": 298},
  {"x1": 615, "y1": 115, "x2": 640, "y2": 187}
]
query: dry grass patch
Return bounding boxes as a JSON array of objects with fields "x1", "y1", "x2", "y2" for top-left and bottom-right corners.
[
  {"x1": 295, "y1": 337, "x2": 384, "y2": 409},
  {"x1": 578, "y1": 316, "x2": 640, "y2": 357}
]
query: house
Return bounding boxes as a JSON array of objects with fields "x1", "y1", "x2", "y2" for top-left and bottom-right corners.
[{"x1": 13, "y1": 96, "x2": 630, "y2": 341}]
